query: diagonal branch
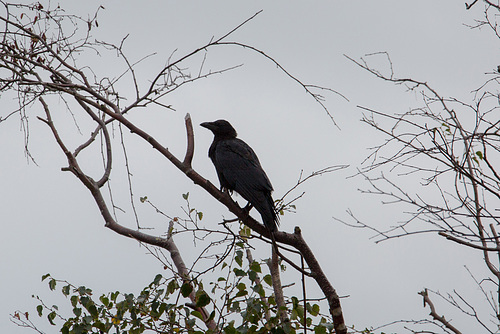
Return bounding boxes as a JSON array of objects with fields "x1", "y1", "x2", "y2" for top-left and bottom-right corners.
[{"x1": 419, "y1": 289, "x2": 462, "y2": 334}]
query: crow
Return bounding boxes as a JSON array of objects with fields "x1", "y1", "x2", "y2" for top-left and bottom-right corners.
[{"x1": 200, "y1": 120, "x2": 279, "y2": 232}]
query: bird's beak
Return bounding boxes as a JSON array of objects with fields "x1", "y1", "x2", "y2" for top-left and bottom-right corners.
[{"x1": 200, "y1": 122, "x2": 215, "y2": 131}]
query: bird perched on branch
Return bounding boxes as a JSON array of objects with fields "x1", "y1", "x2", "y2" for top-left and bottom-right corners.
[{"x1": 200, "y1": 120, "x2": 279, "y2": 232}]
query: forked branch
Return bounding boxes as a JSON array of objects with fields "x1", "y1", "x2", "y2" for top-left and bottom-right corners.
[{"x1": 419, "y1": 289, "x2": 462, "y2": 334}]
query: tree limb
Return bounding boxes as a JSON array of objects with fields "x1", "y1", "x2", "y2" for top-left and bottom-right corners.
[{"x1": 419, "y1": 289, "x2": 462, "y2": 334}]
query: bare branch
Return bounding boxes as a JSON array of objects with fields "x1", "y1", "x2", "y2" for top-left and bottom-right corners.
[
  {"x1": 465, "y1": 0, "x2": 480, "y2": 10},
  {"x1": 419, "y1": 289, "x2": 462, "y2": 334},
  {"x1": 183, "y1": 113, "x2": 194, "y2": 167}
]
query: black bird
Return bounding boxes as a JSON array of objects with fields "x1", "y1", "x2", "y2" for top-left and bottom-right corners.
[{"x1": 201, "y1": 120, "x2": 279, "y2": 232}]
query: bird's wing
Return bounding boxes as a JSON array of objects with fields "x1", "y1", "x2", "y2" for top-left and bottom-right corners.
[
  {"x1": 215, "y1": 138, "x2": 278, "y2": 231},
  {"x1": 215, "y1": 138, "x2": 273, "y2": 195}
]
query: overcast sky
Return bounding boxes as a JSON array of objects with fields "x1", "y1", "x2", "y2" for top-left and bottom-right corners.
[{"x1": 1, "y1": 1, "x2": 499, "y2": 333}]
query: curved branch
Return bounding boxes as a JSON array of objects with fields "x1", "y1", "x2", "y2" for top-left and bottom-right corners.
[
  {"x1": 217, "y1": 41, "x2": 347, "y2": 126},
  {"x1": 183, "y1": 113, "x2": 194, "y2": 167},
  {"x1": 74, "y1": 97, "x2": 112, "y2": 188}
]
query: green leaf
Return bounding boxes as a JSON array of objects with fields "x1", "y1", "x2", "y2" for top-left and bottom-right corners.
[
  {"x1": 36, "y1": 305, "x2": 43, "y2": 317},
  {"x1": 48, "y1": 279, "x2": 56, "y2": 291},
  {"x1": 235, "y1": 250, "x2": 243, "y2": 267},
  {"x1": 235, "y1": 289, "x2": 248, "y2": 298},
  {"x1": 250, "y1": 261, "x2": 261, "y2": 273},
  {"x1": 99, "y1": 295, "x2": 110, "y2": 307},
  {"x1": 476, "y1": 151, "x2": 483, "y2": 160},
  {"x1": 70, "y1": 295, "x2": 78, "y2": 308},
  {"x1": 208, "y1": 310, "x2": 216, "y2": 322},
  {"x1": 153, "y1": 274, "x2": 162, "y2": 285},
  {"x1": 224, "y1": 320, "x2": 237, "y2": 334},
  {"x1": 235, "y1": 283, "x2": 247, "y2": 297},
  {"x1": 191, "y1": 310, "x2": 204, "y2": 321},
  {"x1": 167, "y1": 279, "x2": 179, "y2": 295},
  {"x1": 233, "y1": 268, "x2": 246, "y2": 277},
  {"x1": 72, "y1": 307, "x2": 81, "y2": 317},
  {"x1": 110, "y1": 291, "x2": 119, "y2": 302},
  {"x1": 82, "y1": 315, "x2": 92, "y2": 325},
  {"x1": 62, "y1": 285, "x2": 70, "y2": 297},
  {"x1": 239, "y1": 225, "x2": 251, "y2": 238},
  {"x1": 77, "y1": 286, "x2": 92, "y2": 296},
  {"x1": 310, "y1": 303, "x2": 320, "y2": 316},
  {"x1": 263, "y1": 274, "x2": 272, "y2": 286},
  {"x1": 195, "y1": 290, "x2": 211, "y2": 308},
  {"x1": 182, "y1": 192, "x2": 189, "y2": 200},
  {"x1": 181, "y1": 283, "x2": 193, "y2": 297},
  {"x1": 47, "y1": 311, "x2": 56, "y2": 325},
  {"x1": 80, "y1": 296, "x2": 91, "y2": 308},
  {"x1": 253, "y1": 284, "x2": 265, "y2": 298},
  {"x1": 314, "y1": 325, "x2": 327, "y2": 334},
  {"x1": 197, "y1": 211, "x2": 203, "y2": 221},
  {"x1": 88, "y1": 304, "x2": 98, "y2": 319},
  {"x1": 248, "y1": 270, "x2": 257, "y2": 282},
  {"x1": 41, "y1": 273, "x2": 50, "y2": 281},
  {"x1": 236, "y1": 283, "x2": 248, "y2": 297},
  {"x1": 140, "y1": 196, "x2": 147, "y2": 203}
]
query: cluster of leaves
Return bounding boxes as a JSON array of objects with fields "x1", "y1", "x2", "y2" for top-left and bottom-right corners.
[
  {"x1": 13, "y1": 239, "x2": 335, "y2": 334},
  {"x1": 20, "y1": 273, "x2": 210, "y2": 334}
]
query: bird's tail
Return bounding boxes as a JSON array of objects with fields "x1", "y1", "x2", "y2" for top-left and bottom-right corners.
[{"x1": 259, "y1": 193, "x2": 279, "y2": 232}]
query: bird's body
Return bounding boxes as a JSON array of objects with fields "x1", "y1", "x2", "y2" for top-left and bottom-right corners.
[{"x1": 201, "y1": 120, "x2": 279, "y2": 232}]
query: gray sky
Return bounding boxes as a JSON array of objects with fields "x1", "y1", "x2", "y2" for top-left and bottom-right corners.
[{"x1": 1, "y1": 1, "x2": 498, "y2": 333}]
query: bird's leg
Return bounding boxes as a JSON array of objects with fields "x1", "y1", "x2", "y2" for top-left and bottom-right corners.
[
  {"x1": 221, "y1": 186, "x2": 233, "y2": 196},
  {"x1": 221, "y1": 187, "x2": 241, "y2": 209},
  {"x1": 242, "y1": 202, "x2": 253, "y2": 214}
]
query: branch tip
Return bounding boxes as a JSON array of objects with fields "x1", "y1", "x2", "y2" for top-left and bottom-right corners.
[
  {"x1": 294, "y1": 226, "x2": 302, "y2": 235},
  {"x1": 183, "y1": 113, "x2": 195, "y2": 167}
]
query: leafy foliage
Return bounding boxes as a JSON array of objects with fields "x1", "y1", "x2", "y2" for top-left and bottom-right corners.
[{"x1": 13, "y1": 240, "x2": 334, "y2": 334}]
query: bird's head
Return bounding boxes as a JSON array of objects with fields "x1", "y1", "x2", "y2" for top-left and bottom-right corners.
[{"x1": 200, "y1": 120, "x2": 237, "y2": 138}]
